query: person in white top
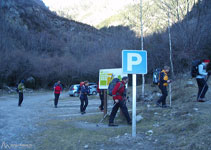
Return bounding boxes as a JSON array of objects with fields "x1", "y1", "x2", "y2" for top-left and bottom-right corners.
[{"x1": 196, "y1": 59, "x2": 211, "y2": 102}]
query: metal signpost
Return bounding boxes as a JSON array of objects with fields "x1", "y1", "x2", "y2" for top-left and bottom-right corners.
[{"x1": 122, "y1": 50, "x2": 147, "y2": 137}]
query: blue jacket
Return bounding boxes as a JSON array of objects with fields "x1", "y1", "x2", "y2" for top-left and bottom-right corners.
[
  {"x1": 196, "y1": 63, "x2": 208, "y2": 79},
  {"x1": 80, "y1": 85, "x2": 90, "y2": 98}
]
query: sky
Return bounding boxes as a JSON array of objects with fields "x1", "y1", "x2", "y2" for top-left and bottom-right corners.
[
  {"x1": 42, "y1": 0, "x2": 139, "y2": 9},
  {"x1": 42, "y1": 0, "x2": 90, "y2": 8},
  {"x1": 41, "y1": 0, "x2": 139, "y2": 26}
]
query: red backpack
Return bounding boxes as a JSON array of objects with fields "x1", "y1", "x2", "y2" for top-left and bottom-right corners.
[{"x1": 55, "y1": 85, "x2": 61, "y2": 94}]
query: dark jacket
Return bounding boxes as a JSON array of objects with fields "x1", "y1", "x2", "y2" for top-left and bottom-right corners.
[
  {"x1": 112, "y1": 81, "x2": 126, "y2": 101},
  {"x1": 80, "y1": 85, "x2": 90, "y2": 98}
]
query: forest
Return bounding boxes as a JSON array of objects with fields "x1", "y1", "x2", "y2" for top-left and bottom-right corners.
[{"x1": 0, "y1": 0, "x2": 210, "y2": 88}]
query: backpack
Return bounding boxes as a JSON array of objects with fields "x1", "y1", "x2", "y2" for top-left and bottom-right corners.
[
  {"x1": 153, "y1": 68, "x2": 162, "y2": 84},
  {"x1": 191, "y1": 60, "x2": 202, "y2": 78},
  {"x1": 108, "y1": 78, "x2": 123, "y2": 96},
  {"x1": 54, "y1": 85, "x2": 61, "y2": 93},
  {"x1": 16, "y1": 84, "x2": 19, "y2": 93}
]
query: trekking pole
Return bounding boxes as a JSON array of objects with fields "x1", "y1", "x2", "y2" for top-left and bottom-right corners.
[
  {"x1": 169, "y1": 83, "x2": 172, "y2": 107},
  {"x1": 197, "y1": 75, "x2": 210, "y2": 101},
  {"x1": 96, "y1": 102, "x2": 117, "y2": 127},
  {"x1": 96, "y1": 114, "x2": 108, "y2": 127}
]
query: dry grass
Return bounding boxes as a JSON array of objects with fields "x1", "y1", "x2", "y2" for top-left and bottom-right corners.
[{"x1": 26, "y1": 78, "x2": 211, "y2": 150}]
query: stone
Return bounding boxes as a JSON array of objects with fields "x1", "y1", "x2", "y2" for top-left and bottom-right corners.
[
  {"x1": 153, "y1": 123, "x2": 159, "y2": 127},
  {"x1": 146, "y1": 130, "x2": 153, "y2": 136},
  {"x1": 193, "y1": 108, "x2": 198, "y2": 111},
  {"x1": 115, "y1": 135, "x2": 120, "y2": 139},
  {"x1": 136, "y1": 115, "x2": 143, "y2": 122},
  {"x1": 185, "y1": 80, "x2": 195, "y2": 87}
]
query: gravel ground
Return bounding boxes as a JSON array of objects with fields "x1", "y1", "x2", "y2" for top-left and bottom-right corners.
[{"x1": 0, "y1": 92, "x2": 103, "y2": 149}]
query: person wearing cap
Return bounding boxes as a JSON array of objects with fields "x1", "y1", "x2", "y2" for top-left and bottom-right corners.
[
  {"x1": 18, "y1": 80, "x2": 25, "y2": 107},
  {"x1": 196, "y1": 59, "x2": 211, "y2": 102},
  {"x1": 108, "y1": 77, "x2": 131, "y2": 126},
  {"x1": 156, "y1": 66, "x2": 171, "y2": 108}
]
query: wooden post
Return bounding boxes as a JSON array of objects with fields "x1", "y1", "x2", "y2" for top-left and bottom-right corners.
[{"x1": 103, "y1": 90, "x2": 107, "y2": 116}]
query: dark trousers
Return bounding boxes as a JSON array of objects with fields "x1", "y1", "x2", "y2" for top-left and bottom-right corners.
[
  {"x1": 18, "y1": 92, "x2": 23, "y2": 106},
  {"x1": 54, "y1": 93, "x2": 60, "y2": 106},
  {"x1": 196, "y1": 78, "x2": 209, "y2": 99},
  {"x1": 99, "y1": 92, "x2": 104, "y2": 110},
  {"x1": 80, "y1": 96, "x2": 88, "y2": 112},
  {"x1": 109, "y1": 100, "x2": 131, "y2": 123},
  {"x1": 157, "y1": 85, "x2": 168, "y2": 106}
]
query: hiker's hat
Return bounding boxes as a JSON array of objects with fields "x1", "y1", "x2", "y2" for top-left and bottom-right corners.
[{"x1": 203, "y1": 59, "x2": 210, "y2": 63}]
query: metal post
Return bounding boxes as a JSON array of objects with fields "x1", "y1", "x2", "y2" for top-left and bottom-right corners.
[
  {"x1": 140, "y1": 0, "x2": 145, "y2": 99},
  {"x1": 169, "y1": 83, "x2": 172, "y2": 107},
  {"x1": 103, "y1": 90, "x2": 107, "y2": 116},
  {"x1": 132, "y1": 74, "x2": 136, "y2": 137},
  {"x1": 168, "y1": 9, "x2": 174, "y2": 78}
]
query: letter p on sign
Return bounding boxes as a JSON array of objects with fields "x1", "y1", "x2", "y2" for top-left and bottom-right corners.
[
  {"x1": 122, "y1": 50, "x2": 147, "y2": 74},
  {"x1": 127, "y1": 53, "x2": 142, "y2": 71}
]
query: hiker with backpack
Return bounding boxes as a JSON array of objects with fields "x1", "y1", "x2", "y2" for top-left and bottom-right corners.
[
  {"x1": 195, "y1": 59, "x2": 211, "y2": 102},
  {"x1": 53, "y1": 81, "x2": 62, "y2": 108},
  {"x1": 156, "y1": 66, "x2": 171, "y2": 108},
  {"x1": 108, "y1": 76, "x2": 132, "y2": 126},
  {"x1": 78, "y1": 81, "x2": 84, "y2": 96},
  {"x1": 18, "y1": 80, "x2": 25, "y2": 107},
  {"x1": 97, "y1": 83, "x2": 104, "y2": 111},
  {"x1": 80, "y1": 81, "x2": 90, "y2": 114}
]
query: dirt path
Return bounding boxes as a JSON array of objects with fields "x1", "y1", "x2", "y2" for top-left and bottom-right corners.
[
  {"x1": 2, "y1": 89, "x2": 186, "y2": 150},
  {"x1": 0, "y1": 92, "x2": 109, "y2": 149}
]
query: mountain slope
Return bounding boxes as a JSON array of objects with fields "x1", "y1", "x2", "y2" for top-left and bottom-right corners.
[
  {"x1": 0, "y1": 0, "x2": 139, "y2": 87},
  {"x1": 0, "y1": 0, "x2": 210, "y2": 88},
  {"x1": 42, "y1": 0, "x2": 138, "y2": 27},
  {"x1": 43, "y1": 0, "x2": 198, "y2": 35}
]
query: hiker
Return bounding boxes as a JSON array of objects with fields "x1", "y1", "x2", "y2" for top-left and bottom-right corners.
[
  {"x1": 97, "y1": 83, "x2": 104, "y2": 111},
  {"x1": 18, "y1": 80, "x2": 25, "y2": 107},
  {"x1": 109, "y1": 77, "x2": 132, "y2": 126},
  {"x1": 53, "y1": 81, "x2": 62, "y2": 108},
  {"x1": 80, "y1": 81, "x2": 90, "y2": 114},
  {"x1": 196, "y1": 59, "x2": 211, "y2": 102},
  {"x1": 78, "y1": 81, "x2": 84, "y2": 96},
  {"x1": 156, "y1": 66, "x2": 171, "y2": 108}
]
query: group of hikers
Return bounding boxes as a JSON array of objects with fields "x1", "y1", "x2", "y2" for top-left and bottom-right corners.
[{"x1": 17, "y1": 59, "x2": 210, "y2": 126}]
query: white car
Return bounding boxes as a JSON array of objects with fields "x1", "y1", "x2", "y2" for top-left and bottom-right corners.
[
  {"x1": 69, "y1": 83, "x2": 97, "y2": 97},
  {"x1": 69, "y1": 84, "x2": 80, "y2": 97}
]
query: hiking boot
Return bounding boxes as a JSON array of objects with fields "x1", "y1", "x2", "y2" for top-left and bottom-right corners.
[
  {"x1": 162, "y1": 105, "x2": 168, "y2": 108},
  {"x1": 81, "y1": 111, "x2": 86, "y2": 115},
  {"x1": 198, "y1": 99, "x2": 205, "y2": 102},
  {"x1": 108, "y1": 123, "x2": 118, "y2": 127},
  {"x1": 156, "y1": 102, "x2": 161, "y2": 107},
  {"x1": 55, "y1": 105, "x2": 57, "y2": 108},
  {"x1": 128, "y1": 121, "x2": 132, "y2": 125},
  {"x1": 99, "y1": 107, "x2": 104, "y2": 112}
]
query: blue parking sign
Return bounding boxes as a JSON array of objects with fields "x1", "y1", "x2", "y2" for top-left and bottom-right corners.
[{"x1": 122, "y1": 50, "x2": 147, "y2": 74}]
